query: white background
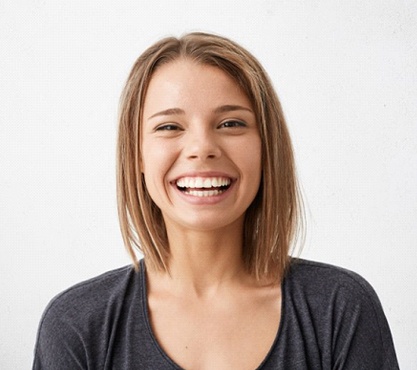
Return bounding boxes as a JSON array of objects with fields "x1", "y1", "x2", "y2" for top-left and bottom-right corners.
[{"x1": 1, "y1": 0, "x2": 416, "y2": 368}]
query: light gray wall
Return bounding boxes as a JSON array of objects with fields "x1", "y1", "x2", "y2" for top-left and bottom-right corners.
[{"x1": 1, "y1": 1, "x2": 416, "y2": 368}]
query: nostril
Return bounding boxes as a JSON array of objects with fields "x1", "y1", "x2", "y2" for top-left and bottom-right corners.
[{"x1": 185, "y1": 137, "x2": 222, "y2": 160}]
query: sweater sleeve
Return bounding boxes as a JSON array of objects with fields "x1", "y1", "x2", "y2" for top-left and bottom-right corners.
[
  {"x1": 278, "y1": 260, "x2": 400, "y2": 370},
  {"x1": 328, "y1": 270, "x2": 399, "y2": 370},
  {"x1": 32, "y1": 300, "x2": 88, "y2": 370}
]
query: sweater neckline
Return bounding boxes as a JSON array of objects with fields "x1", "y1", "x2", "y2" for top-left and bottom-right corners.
[{"x1": 138, "y1": 258, "x2": 286, "y2": 369}]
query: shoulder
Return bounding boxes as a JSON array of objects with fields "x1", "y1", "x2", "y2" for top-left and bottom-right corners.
[
  {"x1": 279, "y1": 259, "x2": 399, "y2": 369},
  {"x1": 33, "y1": 264, "x2": 141, "y2": 369},
  {"x1": 285, "y1": 258, "x2": 379, "y2": 303},
  {"x1": 42, "y1": 264, "x2": 137, "y2": 321},
  {"x1": 283, "y1": 258, "x2": 387, "y2": 340},
  {"x1": 36, "y1": 264, "x2": 140, "y2": 345},
  {"x1": 288, "y1": 258, "x2": 370, "y2": 282}
]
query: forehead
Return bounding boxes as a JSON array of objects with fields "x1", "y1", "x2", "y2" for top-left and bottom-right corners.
[{"x1": 143, "y1": 59, "x2": 252, "y2": 115}]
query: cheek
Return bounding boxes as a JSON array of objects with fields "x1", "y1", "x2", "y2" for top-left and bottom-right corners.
[
  {"x1": 140, "y1": 141, "x2": 160, "y2": 175},
  {"x1": 141, "y1": 165, "x2": 164, "y2": 210},
  {"x1": 242, "y1": 137, "x2": 262, "y2": 174},
  {"x1": 248, "y1": 140, "x2": 263, "y2": 195},
  {"x1": 140, "y1": 142, "x2": 174, "y2": 195}
]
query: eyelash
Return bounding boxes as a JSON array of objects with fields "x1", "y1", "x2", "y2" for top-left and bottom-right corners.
[
  {"x1": 219, "y1": 120, "x2": 246, "y2": 128},
  {"x1": 155, "y1": 124, "x2": 181, "y2": 131},
  {"x1": 154, "y1": 120, "x2": 247, "y2": 132}
]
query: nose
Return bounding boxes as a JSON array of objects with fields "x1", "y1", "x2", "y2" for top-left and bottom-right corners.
[{"x1": 184, "y1": 127, "x2": 222, "y2": 161}]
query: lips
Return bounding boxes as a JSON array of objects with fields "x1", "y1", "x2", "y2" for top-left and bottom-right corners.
[{"x1": 174, "y1": 176, "x2": 232, "y2": 197}]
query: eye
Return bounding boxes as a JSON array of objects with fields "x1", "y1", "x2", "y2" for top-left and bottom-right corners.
[
  {"x1": 219, "y1": 120, "x2": 246, "y2": 129},
  {"x1": 155, "y1": 124, "x2": 182, "y2": 131}
]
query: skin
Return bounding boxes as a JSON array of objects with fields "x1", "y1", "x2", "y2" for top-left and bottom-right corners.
[{"x1": 141, "y1": 59, "x2": 281, "y2": 370}]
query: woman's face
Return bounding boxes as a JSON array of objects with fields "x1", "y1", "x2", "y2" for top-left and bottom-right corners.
[{"x1": 141, "y1": 59, "x2": 262, "y2": 234}]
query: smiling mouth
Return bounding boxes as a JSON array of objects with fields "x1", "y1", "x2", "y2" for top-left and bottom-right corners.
[{"x1": 175, "y1": 176, "x2": 232, "y2": 197}]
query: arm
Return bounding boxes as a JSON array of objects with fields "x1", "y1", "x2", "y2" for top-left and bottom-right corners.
[{"x1": 330, "y1": 274, "x2": 399, "y2": 370}]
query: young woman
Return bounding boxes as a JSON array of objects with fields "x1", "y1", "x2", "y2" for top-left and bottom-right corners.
[{"x1": 33, "y1": 33, "x2": 399, "y2": 369}]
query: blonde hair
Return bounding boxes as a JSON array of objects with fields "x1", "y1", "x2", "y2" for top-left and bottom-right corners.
[{"x1": 117, "y1": 32, "x2": 304, "y2": 280}]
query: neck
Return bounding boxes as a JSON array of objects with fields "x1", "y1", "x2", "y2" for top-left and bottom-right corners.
[{"x1": 149, "y1": 220, "x2": 249, "y2": 298}]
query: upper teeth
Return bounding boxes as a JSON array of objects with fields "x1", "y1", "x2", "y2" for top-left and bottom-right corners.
[{"x1": 176, "y1": 177, "x2": 231, "y2": 188}]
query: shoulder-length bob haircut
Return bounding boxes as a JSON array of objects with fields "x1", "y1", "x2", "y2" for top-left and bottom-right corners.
[{"x1": 117, "y1": 32, "x2": 304, "y2": 281}]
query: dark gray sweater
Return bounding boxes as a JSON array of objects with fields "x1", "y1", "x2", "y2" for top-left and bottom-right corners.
[{"x1": 33, "y1": 259, "x2": 399, "y2": 369}]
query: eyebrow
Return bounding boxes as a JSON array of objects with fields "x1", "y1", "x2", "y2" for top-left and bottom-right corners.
[
  {"x1": 148, "y1": 105, "x2": 253, "y2": 120},
  {"x1": 214, "y1": 105, "x2": 253, "y2": 114},
  {"x1": 148, "y1": 108, "x2": 185, "y2": 119}
]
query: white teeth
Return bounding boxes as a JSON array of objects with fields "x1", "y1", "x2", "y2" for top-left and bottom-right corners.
[
  {"x1": 175, "y1": 176, "x2": 232, "y2": 197},
  {"x1": 176, "y1": 177, "x2": 231, "y2": 189},
  {"x1": 184, "y1": 189, "x2": 223, "y2": 197}
]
